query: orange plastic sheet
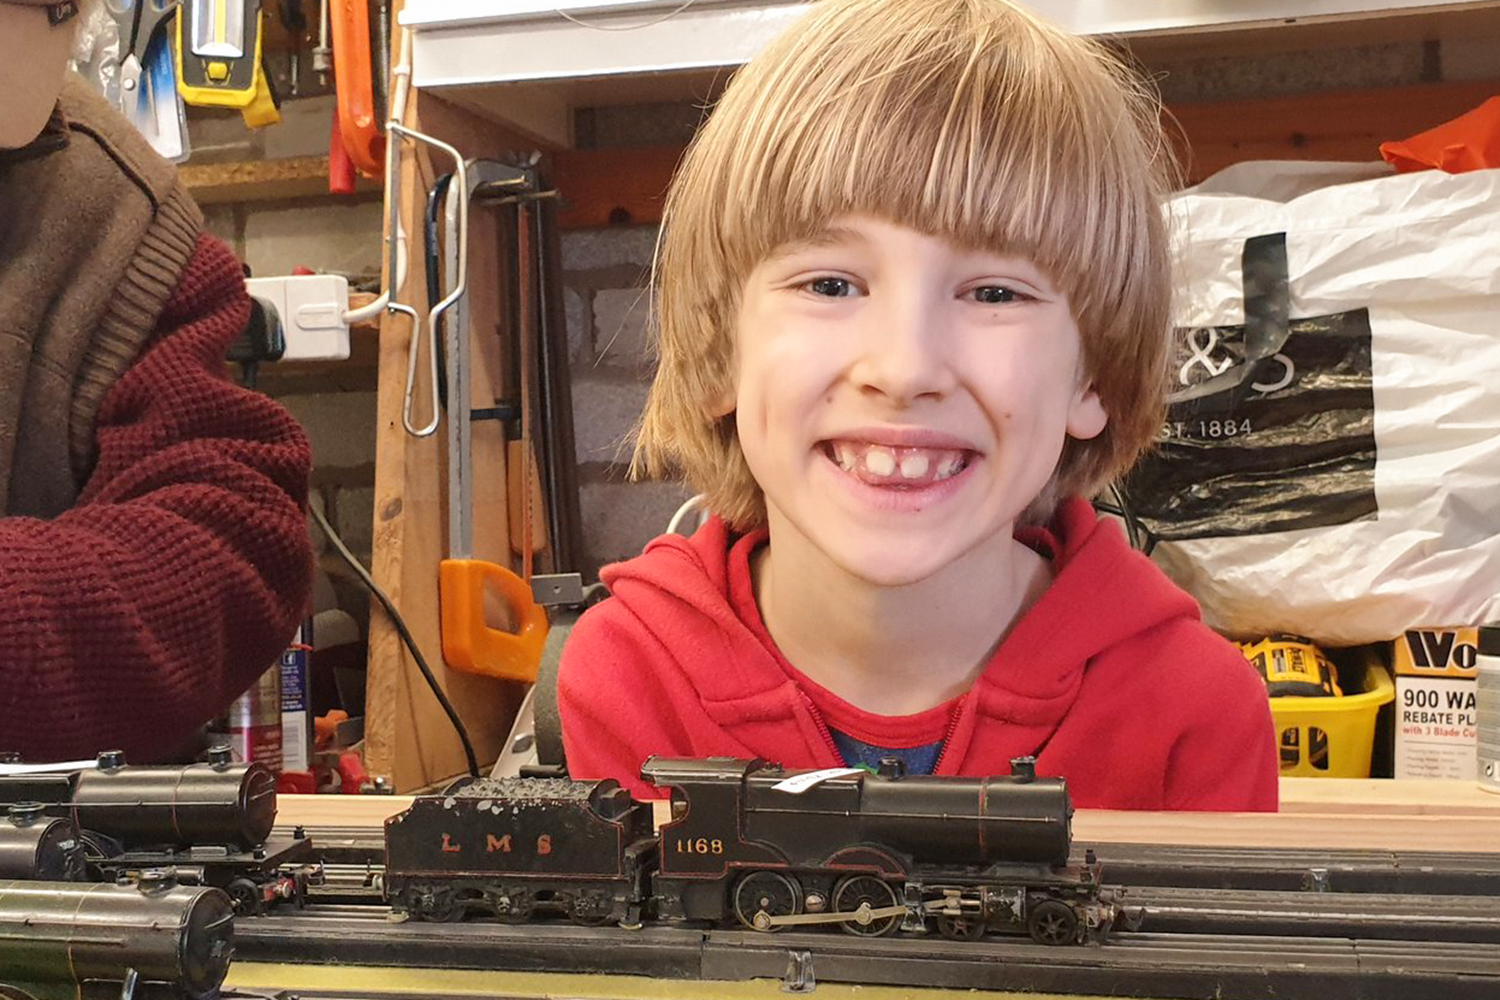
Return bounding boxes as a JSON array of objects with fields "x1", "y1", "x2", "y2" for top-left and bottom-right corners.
[{"x1": 1379, "y1": 94, "x2": 1500, "y2": 173}]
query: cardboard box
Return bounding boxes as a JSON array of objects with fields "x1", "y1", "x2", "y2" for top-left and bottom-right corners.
[{"x1": 1394, "y1": 628, "x2": 1479, "y2": 780}]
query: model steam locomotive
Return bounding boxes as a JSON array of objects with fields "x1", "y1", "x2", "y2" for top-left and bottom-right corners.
[
  {"x1": 0, "y1": 748, "x2": 318, "y2": 916},
  {"x1": 384, "y1": 755, "x2": 1137, "y2": 945}
]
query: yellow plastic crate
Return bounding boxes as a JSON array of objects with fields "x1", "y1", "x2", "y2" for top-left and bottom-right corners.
[{"x1": 1271, "y1": 663, "x2": 1394, "y2": 777}]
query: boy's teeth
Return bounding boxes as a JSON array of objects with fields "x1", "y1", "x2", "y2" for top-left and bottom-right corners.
[
  {"x1": 834, "y1": 442, "x2": 857, "y2": 472},
  {"x1": 826, "y1": 441, "x2": 970, "y2": 487},
  {"x1": 864, "y1": 448, "x2": 896, "y2": 477}
]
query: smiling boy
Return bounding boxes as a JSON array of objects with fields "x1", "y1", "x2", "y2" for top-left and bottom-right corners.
[{"x1": 557, "y1": 0, "x2": 1278, "y2": 810}]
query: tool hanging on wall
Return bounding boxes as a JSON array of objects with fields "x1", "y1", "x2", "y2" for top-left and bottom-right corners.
[
  {"x1": 329, "y1": 0, "x2": 384, "y2": 177},
  {"x1": 277, "y1": 0, "x2": 306, "y2": 96},
  {"x1": 176, "y1": 0, "x2": 281, "y2": 126},
  {"x1": 104, "y1": 0, "x2": 192, "y2": 161},
  {"x1": 437, "y1": 160, "x2": 551, "y2": 683}
]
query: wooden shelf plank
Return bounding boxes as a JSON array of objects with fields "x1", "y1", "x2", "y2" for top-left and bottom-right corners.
[{"x1": 182, "y1": 155, "x2": 380, "y2": 205}]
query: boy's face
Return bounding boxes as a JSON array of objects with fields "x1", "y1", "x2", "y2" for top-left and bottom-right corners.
[{"x1": 729, "y1": 214, "x2": 1107, "y2": 587}]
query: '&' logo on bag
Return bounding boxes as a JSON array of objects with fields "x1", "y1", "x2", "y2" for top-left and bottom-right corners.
[{"x1": 1177, "y1": 327, "x2": 1296, "y2": 395}]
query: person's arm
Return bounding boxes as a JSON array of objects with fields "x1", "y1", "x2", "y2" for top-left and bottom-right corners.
[
  {"x1": 1164, "y1": 649, "x2": 1281, "y2": 811},
  {"x1": 0, "y1": 235, "x2": 313, "y2": 761}
]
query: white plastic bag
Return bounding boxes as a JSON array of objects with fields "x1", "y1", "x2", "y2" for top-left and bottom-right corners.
[{"x1": 1126, "y1": 162, "x2": 1500, "y2": 645}]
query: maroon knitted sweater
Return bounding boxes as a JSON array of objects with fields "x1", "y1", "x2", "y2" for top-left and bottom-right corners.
[{"x1": 0, "y1": 235, "x2": 314, "y2": 762}]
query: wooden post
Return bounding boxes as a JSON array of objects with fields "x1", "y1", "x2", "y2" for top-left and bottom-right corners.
[{"x1": 364, "y1": 86, "x2": 549, "y2": 791}]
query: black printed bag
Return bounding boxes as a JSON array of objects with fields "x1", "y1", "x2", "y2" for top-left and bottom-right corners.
[{"x1": 1124, "y1": 161, "x2": 1500, "y2": 645}]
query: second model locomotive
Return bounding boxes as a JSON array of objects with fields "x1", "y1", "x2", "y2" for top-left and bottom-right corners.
[{"x1": 384, "y1": 756, "x2": 1136, "y2": 944}]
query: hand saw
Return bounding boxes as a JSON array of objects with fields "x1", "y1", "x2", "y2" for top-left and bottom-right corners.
[{"x1": 438, "y1": 160, "x2": 550, "y2": 683}]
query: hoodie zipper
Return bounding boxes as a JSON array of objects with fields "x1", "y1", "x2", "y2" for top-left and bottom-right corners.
[
  {"x1": 800, "y1": 693, "x2": 844, "y2": 766},
  {"x1": 931, "y1": 696, "x2": 969, "y2": 775}
]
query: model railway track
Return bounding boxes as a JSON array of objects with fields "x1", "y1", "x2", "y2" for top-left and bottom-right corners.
[
  {"x1": 270, "y1": 885, "x2": 1500, "y2": 944},
  {"x1": 235, "y1": 915, "x2": 1500, "y2": 1000}
]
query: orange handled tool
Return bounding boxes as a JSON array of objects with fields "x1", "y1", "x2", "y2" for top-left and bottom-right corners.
[
  {"x1": 439, "y1": 561, "x2": 548, "y2": 683},
  {"x1": 329, "y1": 0, "x2": 383, "y2": 177},
  {"x1": 436, "y1": 160, "x2": 551, "y2": 683}
]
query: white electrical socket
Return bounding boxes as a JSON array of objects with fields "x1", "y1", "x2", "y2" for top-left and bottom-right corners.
[{"x1": 245, "y1": 275, "x2": 352, "y2": 362}]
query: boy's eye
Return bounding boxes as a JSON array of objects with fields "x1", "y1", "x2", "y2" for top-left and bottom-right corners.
[
  {"x1": 970, "y1": 285, "x2": 1027, "y2": 304},
  {"x1": 806, "y1": 276, "x2": 857, "y2": 298}
]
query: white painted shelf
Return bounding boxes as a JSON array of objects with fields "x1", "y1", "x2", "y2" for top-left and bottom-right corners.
[{"x1": 398, "y1": 0, "x2": 1500, "y2": 145}]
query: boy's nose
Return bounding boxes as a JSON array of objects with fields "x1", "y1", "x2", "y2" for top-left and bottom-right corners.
[{"x1": 847, "y1": 299, "x2": 958, "y2": 406}]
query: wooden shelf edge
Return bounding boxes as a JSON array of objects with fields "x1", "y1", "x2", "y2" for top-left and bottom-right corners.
[{"x1": 183, "y1": 155, "x2": 381, "y2": 205}]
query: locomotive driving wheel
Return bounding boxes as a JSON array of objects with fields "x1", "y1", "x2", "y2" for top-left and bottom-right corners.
[
  {"x1": 936, "y1": 911, "x2": 987, "y2": 941},
  {"x1": 832, "y1": 875, "x2": 901, "y2": 937},
  {"x1": 1027, "y1": 899, "x2": 1078, "y2": 946},
  {"x1": 733, "y1": 871, "x2": 802, "y2": 932}
]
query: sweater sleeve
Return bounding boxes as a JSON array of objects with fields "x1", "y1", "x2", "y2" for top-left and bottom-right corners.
[
  {"x1": 1163, "y1": 646, "x2": 1281, "y2": 811},
  {"x1": 0, "y1": 234, "x2": 313, "y2": 762},
  {"x1": 557, "y1": 600, "x2": 693, "y2": 799}
]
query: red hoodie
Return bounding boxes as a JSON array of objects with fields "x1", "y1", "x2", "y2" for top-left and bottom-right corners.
[{"x1": 559, "y1": 497, "x2": 1278, "y2": 810}]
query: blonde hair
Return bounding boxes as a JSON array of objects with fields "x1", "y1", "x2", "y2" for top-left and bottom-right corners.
[{"x1": 634, "y1": 0, "x2": 1177, "y2": 530}]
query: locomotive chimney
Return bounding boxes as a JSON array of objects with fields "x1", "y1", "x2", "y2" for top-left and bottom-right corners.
[
  {"x1": 1010, "y1": 756, "x2": 1037, "y2": 783},
  {"x1": 207, "y1": 745, "x2": 234, "y2": 770},
  {"x1": 96, "y1": 750, "x2": 126, "y2": 772},
  {"x1": 6, "y1": 802, "x2": 43, "y2": 827},
  {"x1": 877, "y1": 756, "x2": 907, "y2": 780}
]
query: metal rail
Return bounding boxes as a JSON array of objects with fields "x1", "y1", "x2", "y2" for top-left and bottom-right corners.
[{"x1": 235, "y1": 918, "x2": 1500, "y2": 1000}]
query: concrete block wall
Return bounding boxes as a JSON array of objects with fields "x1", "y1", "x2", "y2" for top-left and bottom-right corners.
[{"x1": 560, "y1": 227, "x2": 694, "y2": 577}]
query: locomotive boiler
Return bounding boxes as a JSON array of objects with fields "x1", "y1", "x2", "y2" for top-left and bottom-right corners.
[
  {"x1": 0, "y1": 749, "x2": 276, "y2": 852},
  {"x1": 0, "y1": 805, "x2": 83, "y2": 882},
  {"x1": 0, "y1": 876, "x2": 234, "y2": 1000}
]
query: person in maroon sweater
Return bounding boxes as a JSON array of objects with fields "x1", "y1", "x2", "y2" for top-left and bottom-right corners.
[
  {"x1": 559, "y1": 0, "x2": 1279, "y2": 809},
  {"x1": 0, "y1": 2, "x2": 313, "y2": 762}
]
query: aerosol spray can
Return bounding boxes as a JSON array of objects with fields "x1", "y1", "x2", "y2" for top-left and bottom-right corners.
[
  {"x1": 210, "y1": 665, "x2": 284, "y2": 771},
  {"x1": 1478, "y1": 625, "x2": 1500, "y2": 794}
]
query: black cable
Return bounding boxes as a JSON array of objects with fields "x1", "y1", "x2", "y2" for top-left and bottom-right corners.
[
  {"x1": 308, "y1": 502, "x2": 480, "y2": 778},
  {"x1": 424, "y1": 172, "x2": 454, "y2": 409}
]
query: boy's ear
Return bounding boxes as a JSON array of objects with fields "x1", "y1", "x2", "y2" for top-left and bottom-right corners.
[{"x1": 1066, "y1": 384, "x2": 1108, "y2": 440}]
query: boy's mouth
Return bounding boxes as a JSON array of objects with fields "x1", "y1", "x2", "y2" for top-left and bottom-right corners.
[{"x1": 820, "y1": 440, "x2": 973, "y2": 489}]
